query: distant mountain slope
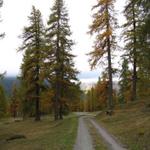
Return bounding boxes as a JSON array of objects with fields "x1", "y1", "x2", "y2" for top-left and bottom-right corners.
[
  {"x1": 0, "y1": 77, "x2": 19, "y2": 96},
  {"x1": 0, "y1": 76, "x2": 120, "y2": 96}
]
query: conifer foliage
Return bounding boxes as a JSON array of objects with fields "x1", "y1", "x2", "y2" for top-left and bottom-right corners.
[
  {"x1": 19, "y1": 6, "x2": 45, "y2": 121},
  {"x1": 45, "y1": 0, "x2": 78, "y2": 120},
  {"x1": 123, "y1": 0, "x2": 140, "y2": 101},
  {"x1": 0, "y1": 84, "x2": 7, "y2": 118},
  {"x1": 119, "y1": 58, "x2": 131, "y2": 103},
  {"x1": 137, "y1": 0, "x2": 150, "y2": 98},
  {"x1": 89, "y1": 0, "x2": 117, "y2": 110}
]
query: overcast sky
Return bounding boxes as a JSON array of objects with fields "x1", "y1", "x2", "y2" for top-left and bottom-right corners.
[{"x1": 0, "y1": 0, "x2": 126, "y2": 82}]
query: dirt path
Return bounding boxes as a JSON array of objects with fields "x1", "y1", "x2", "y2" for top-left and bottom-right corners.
[
  {"x1": 89, "y1": 118, "x2": 127, "y2": 150},
  {"x1": 74, "y1": 113, "x2": 127, "y2": 150},
  {"x1": 74, "y1": 116, "x2": 94, "y2": 150}
]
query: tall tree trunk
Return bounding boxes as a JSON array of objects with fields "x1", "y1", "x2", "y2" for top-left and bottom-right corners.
[
  {"x1": 35, "y1": 64, "x2": 40, "y2": 121},
  {"x1": 59, "y1": 102, "x2": 63, "y2": 120},
  {"x1": 35, "y1": 35, "x2": 40, "y2": 121},
  {"x1": 54, "y1": 93, "x2": 59, "y2": 120},
  {"x1": 132, "y1": 3, "x2": 137, "y2": 101},
  {"x1": 55, "y1": 3, "x2": 63, "y2": 120},
  {"x1": 107, "y1": 41, "x2": 113, "y2": 110},
  {"x1": 13, "y1": 105, "x2": 17, "y2": 119},
  {"x1": 106, "y1": 4, "x2": 113, "y2": 110},
  {"x1": 59, "y1": 68, "x2": 64, "y2": 120}
]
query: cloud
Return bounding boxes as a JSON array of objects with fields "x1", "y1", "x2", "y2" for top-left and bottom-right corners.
[{"x1": 78, "y1": 70, "x2": 100, "y2": 79}]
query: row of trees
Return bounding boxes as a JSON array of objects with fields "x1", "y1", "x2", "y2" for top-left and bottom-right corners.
[
  {"x1": 80, "y1": 73, "x2": 114, "y2": 112},
  {"x1": 0, "y1": 0, "x2": 150, "y2": 119},
  {"x1": 17, "y1": 0, "x2": 82, "y2": 121},
  {"x1": 87, "y1": 0, "x2": 150, "y2": 111},
  {"x1": 0, "y1": 0, "x2": 82, "y2": 121}
]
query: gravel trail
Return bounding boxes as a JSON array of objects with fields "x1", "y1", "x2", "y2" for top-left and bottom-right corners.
[
  {"x1": 74, "y1": 116, "x2": 94, "y2": 150},
  {"x1": 89, "y1": 118, "x2": 127, "y2": 150}
]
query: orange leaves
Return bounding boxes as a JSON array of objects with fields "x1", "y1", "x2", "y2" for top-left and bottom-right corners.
[
  {"x1": 89, "y1": 0, "x2": 116, "y2": 70},
  {"x1": 100, "y1": 0, "x2": 114, "y2": 5},
  {"x1": 88, "y1": 48, "x2": 106, "y2": 69},
  {"x1": 92, "y1": 0, "x2": 114, "y2": 9},
  {"x1": 40, "y1": 90, "x2": 54, "y2": 113},
  {"x1": 89, "y1": 13, "x2": 106, "y2": 34},
  {"x1": 95, "y1": 79, "x2": 108, "y2": 107},
  {"x1": 83, "y1": 76, "x2": 109, "y2": 111},
  {"x1": 101, "y1": 29, "x2": 112, "y2": 39}
]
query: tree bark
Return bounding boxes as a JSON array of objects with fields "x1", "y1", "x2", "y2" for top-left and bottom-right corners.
[
  {"x1": 54, "y1": 95, "x2": 59, "y2": 120},
  {"x1": 131, "y1": 3, "x2": 137, "y2": 101},
  {"x1": 106, "y1": 3, "x2": 113, "y2": 110},
  {"x1": 54, "y1": 2, "x2": 64, "y2": 120},
  {"x1": 35, "y1": 29, "x2": 41, "y2": 121},
  {"x1": 59, "y1": 102, "x2": 63, "y2": 120},
  {"x1": 35, "y1": 64, "x2": 41, "y2": 121}
]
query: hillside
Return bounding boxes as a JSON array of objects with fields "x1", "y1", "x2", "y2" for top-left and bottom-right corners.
[
  {"x1": 0, "y1": 77, "x2": 19, "y2": 96},
  {"x1": 96, "y1": 100, "x2": 150, "y2": 150}
]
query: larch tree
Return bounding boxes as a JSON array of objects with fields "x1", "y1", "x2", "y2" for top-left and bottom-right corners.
[
  {"x1": 0, "y1": 84, "x2": 7, "y2": 118},
  {"x1": 18, "y1": 6, "x2": 45, "y2": 121},
  {"x1": 138, "y1": 0, "x2": 150, "y2": 38},
  {"x1": 137, "y1": 0, "x2": 150, "y2": 98},
  {"x1": 45, "y1": 0, "x2": 78, "y2": 120},
  {"x1": 123, "y1": 0, "x2": 140, "y2": 101},
  {"x1": 119, "y1": 58, "x2": 131, "y2": 103},
  {"x1": 16, "y1": 78, "x2": 31, "y2": 119},
  {"x1": 89, "y1": 0, "x2": 117, "y2": 111},
  {"x1": 10, "y1": 84, "x2": 19, "y2": 118},
  {"x1": 95, "y1": 74, "x2": 109, "y2": 109}
]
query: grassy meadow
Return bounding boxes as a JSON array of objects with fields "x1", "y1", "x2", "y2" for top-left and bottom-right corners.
[{"x1": 0, "y1": 115, "x2": 78, "y2": 150}]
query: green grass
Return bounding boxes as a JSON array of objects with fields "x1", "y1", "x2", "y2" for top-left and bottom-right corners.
[
  {"x1": 86, "y1": 119, "x2": 107, "y2": 150},
  {"x1": 96, "y1": 100, "x2": 150, "y2": 150},
  {"x1": 0, "y1": 115, "x2": 78, "y2": 150}
]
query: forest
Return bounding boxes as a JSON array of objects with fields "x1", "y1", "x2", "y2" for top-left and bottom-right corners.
[{"x1": 0, "y1": 0, "x2": 149, "y2": 150}]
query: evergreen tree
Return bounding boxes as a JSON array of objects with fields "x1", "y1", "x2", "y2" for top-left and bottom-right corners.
[
  {"x1": 45, "y1": 0, "x2": 78, "y2": 120},
  {"x1": 0, "y1": 84, "x2": 7, "y2": 118},
  {"x1": 96, "y1": 76, "x2": 108, "y2": 109},
  {"x1": 16, "y1": 78, "x2": 33, "y2": 119},
  {"x1": 123, "y1": 0, "x2": 140, "y2": 101},
  {"x1": 137, "y1": 0, "x2": 150, "y2": 98},
  {"x1": 88, "y1": 0, "x2": 117, "y2": 110},
  {"x1": 119, "y1": 58, "x2": 131, "y2": 103},
  {"x1": 139, "y1": 0, "x2": 150, "y2": 37},
  {"x1": 0, "y1": 73, "x2": 7, "y2": 118},
  {"x1": 10, "y1": 84, "x2": 19, "y2": 118},
  {"x1": 18, "y1": 6, "x2": 45, "y2": 121}
]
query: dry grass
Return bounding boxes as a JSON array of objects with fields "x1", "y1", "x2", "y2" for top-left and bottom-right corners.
[
  {"x1": 86, "y1": 119, "x2": 107, "y2": 150},
  {"x1": 0, "y1": 115, "x2": 78, "y2": 150},
  {"x1": 96, "y1": 100, "x2": 150, "y2": 150}
]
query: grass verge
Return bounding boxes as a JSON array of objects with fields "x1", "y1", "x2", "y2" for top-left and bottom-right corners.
[
  {"x1": 86, "y1": 119, "x2": 107, "y2": 150},
  {"x1": 96, "y1": 100, "x2": 150, "y2": 150},
  {"x1": 0, "y1": 115, "x2": 78, "y2": 150}
]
